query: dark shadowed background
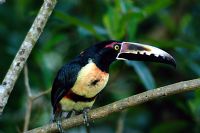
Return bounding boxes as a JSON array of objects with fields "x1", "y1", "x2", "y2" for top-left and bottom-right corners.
[{"x1": 0, "y1": 0, "x2": 200, "y2": 132}]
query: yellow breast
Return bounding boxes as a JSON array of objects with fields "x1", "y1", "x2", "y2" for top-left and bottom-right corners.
[
  {"x1": 60, "y1": 98, "x2": 96, "y2": 111},
  {"x1": 71, "y1": 59, "x2": 109, "y2": 98}
]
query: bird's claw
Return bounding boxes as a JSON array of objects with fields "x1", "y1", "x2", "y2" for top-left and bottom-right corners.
[
  {"x1": 53, "y1": 111, "x2": 65, "y2": 133},
  {"x1": 83, "y1": 108, "x2": 90, "y2": 127},
  {"x1": 57, "y1": 120, "x2": 64, "y2": 133}
]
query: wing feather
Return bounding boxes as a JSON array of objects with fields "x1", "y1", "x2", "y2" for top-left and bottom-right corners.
[{"x1": 51, "y1": 62, "x2": 81, "y2": 113}]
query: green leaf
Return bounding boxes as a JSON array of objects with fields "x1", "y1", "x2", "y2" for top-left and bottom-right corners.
[
  {"x1": 159, "y1": 12, "x2": 176, "y2": 33},
  {"x1": 42, "y1": 34, "x2": 66, "y2": 52},
  {"x1": 54, "y1": 11, "x2": 104, "y2": 40},
  {"x1": 126, "y1": 61, "x2": 156, "y2": 90},
  {"x1": 143, "y1": 0, "x2": 173, "y2": 17},
  {"x1": 122, "y1": 12, "x2": 143, "y2": 40},
  {"x1": 179, "y1": 14, "x2": 192, "y2": 33},
  {"x1": 103, "y1": 7, "x2": 126, "y2": 39},
  {"x1": 15, "y1": 0, "x2": 31, "y2": 18}
]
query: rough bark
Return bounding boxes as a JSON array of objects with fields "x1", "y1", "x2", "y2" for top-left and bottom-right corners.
[
  {"x1": 0, "y1": 0, "x2": 57, "y2": 115},
  {"x1": 26, "y1": 78, "x2": 200, "y2": 133}
]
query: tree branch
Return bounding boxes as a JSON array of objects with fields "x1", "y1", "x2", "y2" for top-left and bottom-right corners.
[
  {"x1": 31, "y1": 89, "x2": 51, "y2": 101},
  {"x1": 23, "y1": 64, "x2": 51, "y2": 132},
  {"x1": 26, "y1": 78, "x2": 200, "y2": 133},
  {"x1": 115, "y1": 110, "x2": 126, "y2": 133},
  {"x1": 24, "y1": 65, "x2": 32, "y2": 97},
  {"x1": 0, "y1": 0, "x2": 57, "y2": 115},
  {"x1": 23, "y1": 64, "x2": 32, "y2": 132}
]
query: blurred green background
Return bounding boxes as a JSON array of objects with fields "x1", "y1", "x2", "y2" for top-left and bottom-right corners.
[{"x1": 1, "y1": 0, "x2": 200, "y2": 132}]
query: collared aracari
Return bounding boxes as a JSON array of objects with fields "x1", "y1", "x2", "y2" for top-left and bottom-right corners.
[{"x1": 51, "y1": 40, "x2": 176, "y2": 132}]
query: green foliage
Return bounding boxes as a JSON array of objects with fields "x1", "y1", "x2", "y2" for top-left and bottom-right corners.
[
  {"x1": 0, "y1": 0, "x2": 200, "y2": 132},
  {"x1": 126, "y1": 61, "x2": 156, "y2": 90}
]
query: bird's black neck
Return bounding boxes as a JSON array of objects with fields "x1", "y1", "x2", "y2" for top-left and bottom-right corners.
[
  {"x1": 93, "y1": 58, "x2": 110, "y2": 73},
  {"x1": 78, "y1": 45, "x2": 117, "y2": 73},
  {"x1": 93, "y1": 51, "x2": 116, "y2": 73},
  {"x1": 78, "y1": 56, "x2": 111, "y2": 73}
]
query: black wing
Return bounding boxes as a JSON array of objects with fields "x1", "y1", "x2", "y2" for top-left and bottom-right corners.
[{"x1": 51, "y1": 62, "x2": 81, "y2": 113}]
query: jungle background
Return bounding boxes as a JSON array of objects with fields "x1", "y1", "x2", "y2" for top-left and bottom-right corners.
[{"x1": 0, "y1": 0, "x2": 200, "y2": 132}]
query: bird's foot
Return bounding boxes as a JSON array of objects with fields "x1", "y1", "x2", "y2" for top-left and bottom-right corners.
[
  {"x1": 53, "y1": 111, "x2": 65, "y2": 133},
  {"x1": 64, "y1": 110, "x2": 75, "y2": 119},
  {"x1": 83, "y1": 108, "x2": 90, "y2": 127},
  {"x1": 56, "y1": 119, "x2": 64, "y2": 133},
  {"x1": 83, "y1": 108, "x2": 91, "y2": 133}
]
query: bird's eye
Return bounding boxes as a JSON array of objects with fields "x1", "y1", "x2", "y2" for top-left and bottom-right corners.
[{"x1": 114, "y1": 44, "x2": 120, "y2": 51}]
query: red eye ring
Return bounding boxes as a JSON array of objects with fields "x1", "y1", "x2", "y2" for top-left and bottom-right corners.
[{"x1": 105, "y1": 42, "x2": 119, "y2": 49}]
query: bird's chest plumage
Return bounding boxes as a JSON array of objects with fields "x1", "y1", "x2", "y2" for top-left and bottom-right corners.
[{"x1": 71, "y1": 61, "x2": 109, "y2": 98}]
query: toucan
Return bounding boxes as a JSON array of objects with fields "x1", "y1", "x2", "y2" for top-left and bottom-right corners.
[{"x1": 51, "y1": 40, "x2": 176, "y2": 132}]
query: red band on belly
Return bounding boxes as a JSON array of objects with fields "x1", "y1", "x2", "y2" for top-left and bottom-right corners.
[{"x1": 64, "y1": 91, "x2": 97, "y2": 102}]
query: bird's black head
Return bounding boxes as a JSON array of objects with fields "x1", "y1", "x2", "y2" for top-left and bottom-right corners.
[{"x1": 81, "y1": 40, "x2": 176, "y2": 72}]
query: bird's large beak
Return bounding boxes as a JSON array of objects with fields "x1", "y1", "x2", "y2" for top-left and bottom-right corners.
[{"x1": 117, "y1": 42, "x2": 176, "y2": 67}]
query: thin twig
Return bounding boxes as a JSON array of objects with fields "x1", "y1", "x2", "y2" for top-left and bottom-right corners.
[
  {"x1": 23, "y1": 98, "x2": 32, "y2": 132},
  {"x1": 26, "y1": 78, "x2": 200, "y2": 133},
  {"x1": 115, "y1": 110, "x2": 126, "y2": 133},
  {"x1": 23, "y1": 64, "x2": 33, "y2": 132},
  {"x1": 23, "y1": 65, "x2": 51, "y2": 132},
  {"x1": 32, "y1": 89, "x2": 51, "y2": 101},
  {"x1": 0, "y1": 0, "x2": 57, "y2": 115},
  {"x1": 24, "y1": 65, "x2": 32, "y2": 97}
]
